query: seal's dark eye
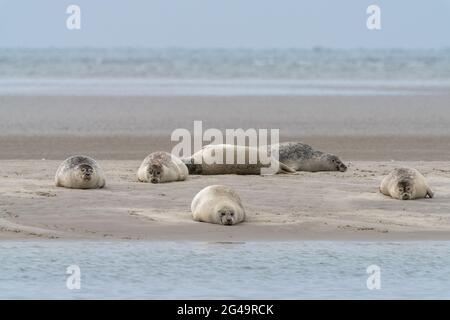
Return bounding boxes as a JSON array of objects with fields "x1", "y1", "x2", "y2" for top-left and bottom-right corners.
[
  {"x1": 221, "y1": 212, "x2": 225, "y2": 216},
  {"x1": 230, "y1": 213, "x2": 234, "y2": 216}
]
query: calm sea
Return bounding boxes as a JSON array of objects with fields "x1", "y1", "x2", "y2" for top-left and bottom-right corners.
[
  {"x1": 0, "y1": 48, "x2": 449, "y2": 96},
  {"x1": 0, "y1": 241, "x2": 449, "y2": 299}
]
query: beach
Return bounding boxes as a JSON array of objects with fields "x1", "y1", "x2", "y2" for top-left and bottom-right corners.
[
  {"x1": 1, "y1": 159, "x2": 450, "y2": 241},
  {"x1": 1, "y1": 94, "x2": 450, "y2": 241},
  {"x1": 2, "y1": 2, "x2": 450, "y2": 298}
]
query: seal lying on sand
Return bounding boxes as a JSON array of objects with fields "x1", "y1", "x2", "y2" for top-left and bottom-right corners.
[
  {"x1": 380, "y1": 167, "x2": 434, "y2": 200},
  {"x1": 55, "y1": 155, "x2": 106, "y2": 189},
  {"x1": 191, "y1": 185, "x2": 245, "y2": 226},
  {"x1": 271, "y1": 142, "x2": 347, "y2": 172},
  {"x1": 137, "y1": 151, "x2": 188, "y2": 183},
  {"x1": 182, "y1": 144, "x2": 296, "y2": 175}
]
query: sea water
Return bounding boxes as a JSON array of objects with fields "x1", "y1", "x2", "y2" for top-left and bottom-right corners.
[
  {"x1": 0, "y1": 48, "x2": 450, "y2": 96},
  {"x1": 0, "y1": 241, "x2": 449, "y2": 299}
]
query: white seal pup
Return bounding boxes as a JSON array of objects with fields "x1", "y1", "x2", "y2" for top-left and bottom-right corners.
[
  {"x1": 55, "y1": 155, "x2": 106, "y2": 189},
  {"x1": 380, "y1": 168, "x2": 434, "y2": 200},
  {"x1": 191, "y1": 185, "x2": 245, "y2": 226},
  {"x1": 137, "y1": 151, "x2": 188, "y2": 183},
  {"x1": 271, "y1": 142, "x2": 347, "y2": 172},
  {"x1": 182, "y1": 144, "x2": 296, "y2": 175}
]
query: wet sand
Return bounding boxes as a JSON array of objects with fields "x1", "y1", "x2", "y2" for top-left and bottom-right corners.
[
  {"x1": 1, "y1": 95, "x2": 450, "y2": 137},
  {"x1": 1, "y1": 134, "x2": 450, "y2": 161}
]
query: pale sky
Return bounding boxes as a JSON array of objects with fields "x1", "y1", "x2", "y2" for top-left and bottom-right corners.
[{"x1": 0, "y1": 0, "x2": 449, "y2": 48}]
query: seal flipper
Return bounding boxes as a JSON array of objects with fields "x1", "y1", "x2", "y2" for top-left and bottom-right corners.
[
  {"x1": 181, "y1": 157, "x2": 203, "y2": 174},
  {"x1": 278, "y1": 162, "x2": 297, "y2": 174},
  {"x1": 180, "y1": 157, "x2": 194, "y2": 174},
  {"x1": 426, "y1": 187, "x2": 434, "y2": 198}
]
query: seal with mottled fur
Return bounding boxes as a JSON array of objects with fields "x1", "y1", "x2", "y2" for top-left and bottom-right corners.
[
  {"x1": 137, "y1": 151, "x2": 188, "y2": 183},
  {"x1": 55, "y1": 155, "x2": 106, "y2": 189},
  {"x1": 380, "y1": 167, "x2": 434, "y2": 200},
  {"x1": 182, "y1": 144, "x2": 296, "y2": 175},
  {"x1": 191, "y1": 185, "x2": 245, "y2": 226},
  {"x1": 270, "y1": 142, "x2": 347, "y2": 172}
]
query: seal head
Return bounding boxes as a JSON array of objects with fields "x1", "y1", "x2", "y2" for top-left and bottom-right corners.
[
  {"x1": 396, "y1": 178, "x2": 415, "y2": 200},
  {"x1": 148, "y1": 163, "x2": 163, "y2": 183},
  {"x1": 79, "y1": 164, "x2": 94, "y2": 181},
  {"x1": 217, "y1": 206, "x2": 237, "y2": 225},
  {"x1": 325, "y1": 154, "x2": 347, "y2": 172}
]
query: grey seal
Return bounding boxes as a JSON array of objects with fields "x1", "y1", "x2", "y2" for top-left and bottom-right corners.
[
  {"x1": 380, "y1": 167, "x2": 434, "y2": 200},
  {"x1": 182, "y1": 144, "x2": 296, "y2": 175},
  {"x1": 191, "y1": 185, "x2": 245, "y2": 226},
  {"x1": 55, "y1": 155, "x2": 106, "y2": 189},
  {"x1": 271, "y1": 142, "x2": 347, "y2": 172},
  {"x1": 137, "y1": 151, "x2": 188, "y2": 183}
]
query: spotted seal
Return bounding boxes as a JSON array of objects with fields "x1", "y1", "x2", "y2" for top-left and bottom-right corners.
[
  {"x1": 137, "y1": 151, "x2": 188, "y2": 183},
  {"x1": 191, "y1": 185, "x2": 245, "y2": 225},
  {"x1": 55, "y1": 155, "x2": 105, "y2": 189},
  {"x1": 271, "y1": 142, "x2": 347, "y2": 172},
  {"x1": 380, "y1": 167, "x2": 434, "y2": 200}
]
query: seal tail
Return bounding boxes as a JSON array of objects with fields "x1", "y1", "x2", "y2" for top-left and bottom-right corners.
[
  {"x1": 181, "y1": 157, "x2": 203, "y2": 174},
  {"x1": 180, "y1": 157, "x2": 194, "y2": 174},
  {"x1": 426, "y1": 187, "x2": 434, "y2": 198},
  {"x1": 278, "y1": 162, "x2": 297, "y2": 174},
  {"x1": 180, "y1": 157, "x2": 191, "y2": 166}
]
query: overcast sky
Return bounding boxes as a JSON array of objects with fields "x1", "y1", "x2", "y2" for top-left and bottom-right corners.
[{"x1": 0, "y1": 0, "x2": 449, "y2": 48}]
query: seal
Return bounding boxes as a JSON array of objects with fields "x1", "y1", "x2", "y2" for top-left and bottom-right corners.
[
  {"x1": 182, "y1": 144, "x2": 296, "y2": 175},
  {"x1": 271, "y1": 142, "x2": 347, "y2": 172},
  {"x1": 137, "y1": 151, "x2": 188, "y2": 183},
  {"x1": 191, "y1": 185, "x2": 245, "y2": 226},
  {"x1": 380, "y1": 167, "x2": 434, "y2": 200},
  {"x1": 55, "y1": 155, "x2": 106, "y2": 189}
]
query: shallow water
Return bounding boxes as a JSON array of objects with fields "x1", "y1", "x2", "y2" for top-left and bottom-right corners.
[{"x1": 0, "y1": 241, "x2": 449, "y2": 299}]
